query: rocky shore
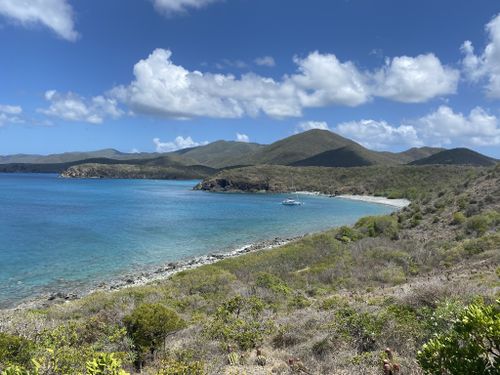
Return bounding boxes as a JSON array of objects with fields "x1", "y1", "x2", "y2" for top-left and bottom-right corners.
[{"x1": 7, "y1": 236, "x2": 302, "y2": 311}]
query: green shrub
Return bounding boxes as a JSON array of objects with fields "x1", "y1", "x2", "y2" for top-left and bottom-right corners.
[
  {"x1": 124, "y1": 303, "x2": 186, "y2": 354},
  {"x1": 255, "y1": 272, "x2": 291, "y2": 295},
  {"x1": 0, "y1": 333, "x2": 33, "y2": 368},
  {"x1": 355, "y1": 216, "x2": 399, "y2": 240},
  {"x1": 204, "y1": 296, "x2": 274, "y2": 350},
  {"x1": 85, "y1": 353, "x2": 129, "y2": 375},
  {"x1": 334, "y1": 226, "x2": 361, "y2": 242},
  {"x1": 451, "y1": 212, "x2": 466, "y2": 225},
  {"x1": 417, "y1": 299, "x2": 500, "y2": 374},
  {"x1": 465, "y1": 211, "x2": 500, "y2": 236}
]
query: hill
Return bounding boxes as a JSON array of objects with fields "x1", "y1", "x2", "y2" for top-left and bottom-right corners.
[
  {"x1": 61, "y1": 163, "x2": 216, "y2": 180},
  {"x1": 240, "y1": 129, "x2": 374, "y2": 165},
  {"x1": 410, "y1": 147, "x2": 497, "y2": 166},
  {"x1": 0, "y1": 154, "x2": 204, "y2": 174},
  {"x1": 175, "y1": 140, "x2": 264, "y2": 168},
  {"x1": 396, "y1": 146, "x2": 445, "y2": 163},
  {"x1": 291, "y1": 144, "x2": 381, "y2": 167},
  {"x1": 0, "y1": 149, "x2": 160, "y2": 164}
]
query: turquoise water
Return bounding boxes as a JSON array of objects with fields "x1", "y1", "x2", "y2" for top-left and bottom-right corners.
[{"x1": 0, "y1": 174, "x2": 395, "y2": 307}]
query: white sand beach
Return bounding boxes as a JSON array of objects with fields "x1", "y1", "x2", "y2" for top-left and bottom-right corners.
[{"x1": 336, "y1": 194, "x2": 410, "y2": 208}]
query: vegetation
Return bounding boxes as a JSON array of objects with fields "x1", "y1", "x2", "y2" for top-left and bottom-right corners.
[
  {"x1": 0, "y1": 164, "x2": 498, "y2": 374},
  {"x1": 417, "y1": 299, "x2": 500, "y2": 374},
  {"x1": 410, "y1": 147, "x2": 498, "y2": 167}
]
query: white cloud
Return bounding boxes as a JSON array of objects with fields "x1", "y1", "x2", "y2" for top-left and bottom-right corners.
[
  {"x1": 461, "y1": 14, "x2": 500, "y2": 98},
  {"x1": 0, "y1": 0, "x2": 78, "y2": 41},
  {"x1": 151, "y1": 0, "x2": 220, "y2": 14},
  {"x1": 334, "y1": 106, "x2": 500, "y2": 150},
  {"x1": 296, "y1": 121, "x2": 330, "y2": 132},
  {"x1": 106, "y1": 49, "x2": 461, "y2": 121},
  {"x1": 292, "y1": 51, "x2": 371, "y2": 107},
  {"x1": 153, "y1": 136, "x2": 208, "y2": 152},
  {"x1": 110, "y1": 48, "x2": 302, "y2": 119},
  {"x1": 0, "y1": 104, "x2": 23, "y2": 126},
  {"x1": 39, "y1": 90, "x2": 122, "y2": 124},
  {"x1": 0, "y1": 104, "x2": 22, "y2": 115},
  {"x1": 416, "y1": 105, "x2": 500, "y2": 146},
  {"x1": 254, "y1": 56, "x2": 276, "y2": 67},
  {"x1": 236, "y1": 132, "x2": 249, "y2": 142},
  {"x1": 336, "y1": 119, "x2": 421, "y2": 150},
  {"x1": 372, "y1": 54, "x2": 459, "y2": 103}
]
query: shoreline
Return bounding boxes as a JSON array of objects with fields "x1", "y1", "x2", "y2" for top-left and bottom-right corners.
[
  {"x1": 335, "y1": 194, "x2": 410, "y2": 208},
  {"x1": 6, "y1": 236, "x2": 303, "y2": 311},
  {"x1": 3, "y1": 193, "x2": 408, "y2": 312}
]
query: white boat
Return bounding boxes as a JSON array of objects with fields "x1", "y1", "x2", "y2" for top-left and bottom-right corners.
[{"x1": 282, "y1": 197, "x2": 302, "y2": 206}]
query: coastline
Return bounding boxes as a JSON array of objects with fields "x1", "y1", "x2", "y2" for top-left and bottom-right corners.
[
  {"x1": 335, "y1": 194, "x2": 410, "y2": 208},
  {"x1": 7, "y1": 236, "x2": 303, "y2": 311},
  {"x1": 4, "y1": 193, "x2": 408, "y2": 312}
]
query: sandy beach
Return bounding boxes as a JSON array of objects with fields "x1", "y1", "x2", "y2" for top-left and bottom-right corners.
[{"x1": 336, "y1": 194, "x2": 410, "y2": 208}]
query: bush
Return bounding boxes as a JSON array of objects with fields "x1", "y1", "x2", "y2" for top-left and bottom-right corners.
[
  {"x1": 156, "y1": 359, "x2": 205, "y2": 375},
  {"x1": 417, "y1": 299, "x2": 500, "y2": 374},
  {"x1": 256, "y1": 272, "x2": 291, "y2": 295},
  {"x1": 355, "y1": 216, "x2": 399, "y2": 240},
  {"x1": 465, "y1": 211, "x2": 500, "y2": 236},
  {"x1": 85, "y1": 353, "x2": 129, "y2": 375},
  {"x1": 451, "y1": 212, "x2": 465, "y2": 225},
  {"x1": 0, "y1": 333, "x2": 33, "y2": 368},
  {"x1": 124, "y1": 303, "x2": 186, "y2": 355},
  {"x1": 335, "y1": 226, "x2": 361, "y2": 243}
]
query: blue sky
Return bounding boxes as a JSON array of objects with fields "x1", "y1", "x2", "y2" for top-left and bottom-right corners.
[{"x1": 0, "y1": 0, "x2": 500, "y2": 157}]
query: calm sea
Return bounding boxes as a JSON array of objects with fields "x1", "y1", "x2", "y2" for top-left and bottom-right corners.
[{"x1": 0, "y1": 173, "x2": 395, "y2": 307}]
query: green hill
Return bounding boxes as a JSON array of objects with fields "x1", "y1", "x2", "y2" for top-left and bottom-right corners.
[
  {"x1": 291, "y1": 144, "x2": 387, "y2": 167},
  {"x1": 0, "y1": 149, "x2": 160, "y2": 164},
  {"x1": 229, "y1": 130, "x2": 414, "y2": 166},
  {"x1": 396, "y1": 146, "x2": 445, "y2": 163},
  {"x1": 175, "y1": 140, "x2": 264, "y2": 168},
  {"x1": 410, "y1": 148, "x2": 497, "y2": 166}
]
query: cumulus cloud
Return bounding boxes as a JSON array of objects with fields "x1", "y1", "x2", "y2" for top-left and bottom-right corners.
[
  {"x1": 372, "y1": 54, "x2": 459, "y2": 103},
  {"x1": 0, "y1": 0, "x2": 78, "y2": 41},
  {"x1": 236, "y1": 132, "x2": 249, "y2": 142},
  {"x1": 0, "y1": 104, "x2": 23, "y2": 126},
  {"x1": 254, "y1": 56, "x2": 276, "y2": 67},
  {"x1": 110, "y1": 48, "x2": 302, "y2": 119},
  {"x1": 292, "y1": 51, "x2": 371, "y2": 107},
  {"x1": 336, "y1": 120, "x2": 421, "y2": 150},
  {"x1": 334, "y1": 106, "x2": 500, "y2": 150},
  {"x1": 39, "y1": 90, "x2": 122, "y2": 124},
  {"x1": 296, "y1": 121, "x2": 330, "y2": 132},
  {"x1": 153, "y1": 136, "x2": 208, "y2": 152},
  {"x1": 416, "y1": 105, "x2": 500, "y2": 146},
  {"x1": 461, "y1": 14, "x2": 500, "y2": 98},
  {"x1": 152, "y1": 0, "x2": 220, "y2": 14}
]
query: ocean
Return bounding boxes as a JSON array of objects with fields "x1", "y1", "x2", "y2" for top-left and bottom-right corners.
[{"x1": 0, "y1": 173, "x2": 395, "y2": 307}]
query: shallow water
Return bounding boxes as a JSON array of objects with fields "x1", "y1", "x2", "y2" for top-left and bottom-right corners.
[{"x1": 0, "y1": 173, "x2": 395, "y2": 307}]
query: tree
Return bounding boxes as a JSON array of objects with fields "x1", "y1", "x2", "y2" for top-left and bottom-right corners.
[
  {"x1": 417, "y1": 299, "x2": 500, "y2": 374},
  {"x1": 124, "y1": 303, "x2": 186, "y2": 355}
]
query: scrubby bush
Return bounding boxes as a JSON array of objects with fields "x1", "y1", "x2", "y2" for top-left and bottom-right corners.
[
  {"x1": 124, "y1": 303, "x2": 186, "y2": 355},
  {"x1": 334, "y1": 226, "x2": 361, "y2": 242},
  {"x1": 451, "y1": 212, "x2": 465, "y2": 225},
  {"x1": 85, "y1": 353, "x2": 129, "y2": 375},
  {"x1": 465, "y1": 211, "x2": 500, "y2": 236},
  {"x1": 204, "y1": 296, "x2": 274, "y2": 350},
  {"x1": 355, "y1": 216, "x2": 399, "y2": 240},
  {"x1": 156, "y1": 359, "x2": 205, "y2": 375},
  {"x1": 255, "y1": 272, "x2": 291, "y2": 295},
  {"x1": 417, "y1": 299, "x2": 500, "y2": 374},
  {"x1": 0, "y1": 333, "x2": 33, "y2": 368}
]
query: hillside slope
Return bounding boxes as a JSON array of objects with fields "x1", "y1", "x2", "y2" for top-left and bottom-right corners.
[
  {"x1": 175, "y1": 140, "x2": 264, "y2": 168},
  {"x1": 410, "y1": 147, "x2": 497, "y2": 166}
]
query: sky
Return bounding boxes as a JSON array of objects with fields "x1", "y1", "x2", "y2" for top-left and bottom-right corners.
[{"x1": 0, "y1": 0, "x2": 500, "y2": 157}]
